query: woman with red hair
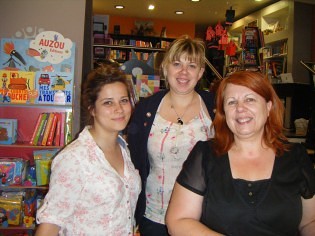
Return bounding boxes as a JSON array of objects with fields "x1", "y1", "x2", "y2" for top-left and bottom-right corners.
[{"x1": 166, "y1": 71, "x2": 315, "y2": 236}]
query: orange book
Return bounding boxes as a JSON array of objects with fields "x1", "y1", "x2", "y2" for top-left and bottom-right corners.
[
  {"x1": 46, "y1": 113, "x2": 58, "y2": 146},
  {"x1": 29, "y1": 113, "x2": 44, "y2": 145},
  {"x1": 41, "y1": 112, "x2": 55, "y2": 146}
]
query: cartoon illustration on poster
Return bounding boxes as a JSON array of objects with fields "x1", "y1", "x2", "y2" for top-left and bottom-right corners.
[{"x1": 0, "y1": 31, "x2": 75, "y2": 105}]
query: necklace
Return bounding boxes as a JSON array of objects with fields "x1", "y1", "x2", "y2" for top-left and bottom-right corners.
[{"x1": 170, "y1": 93, "x2": 195, "y2": 125}]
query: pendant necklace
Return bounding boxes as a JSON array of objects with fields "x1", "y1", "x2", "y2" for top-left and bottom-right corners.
[{"x1": 170, "y1": 93, "x2": 194, "y2": 125}]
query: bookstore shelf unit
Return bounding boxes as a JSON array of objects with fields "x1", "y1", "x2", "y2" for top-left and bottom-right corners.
[
  {"x1": 93, "y1": 34, "x2": 174, "y2": 63},
  {"x1": 0, "y1": 103, "x2": 72, "y2": 233},
  {"x1": 228, "y1": 0, "x2": 313, "y2": 84}
]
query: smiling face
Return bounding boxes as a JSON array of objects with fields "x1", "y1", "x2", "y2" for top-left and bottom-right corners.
[
  {"x1": 165, "y1": 54, "x2": 204, "y2": 95},
  {"x1": 91, "y1": 82, "x2": 131, "y2": 134},
  {"x1": 223, "y1": 83, "x2": 272, "y2": 140}
]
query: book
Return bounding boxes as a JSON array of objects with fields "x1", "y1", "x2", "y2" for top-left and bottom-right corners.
[
  {"x1": 29, "y1": 113, "x2": 44, "y2": 145},
  {"x1": 35, "y1": 72, "x2": 74, "y2": 105},
  {"x1": 34, "y1": 113, "x2": 48, "y2": 146},
  {"x1": 59, "y1": 112, "x2": 66, "y2": 147},
  {"x1": 0, "y1": 118, "x2": 18, "y2": 145},
  {"x1": 46, "y1": 113, "x2": 59, "y2": 146},
  {"x1": 0, "y1": 34, "x2": 76, "y2": 105},
  {"x1": 41, "y1": 112, "x2": 55, "y2": 146},
  {"x1": 0, "y1": 70, "x2": 36, "y2": 104},
  {"x1": 32, "y1": 113, "x2": 48, "y2": 146},
  {"x1": 65, "y1": 111, "x2": 73, "y2": 145},
  {"x1": 53, "y1": 113, "x2": 61, "y2": 146}
]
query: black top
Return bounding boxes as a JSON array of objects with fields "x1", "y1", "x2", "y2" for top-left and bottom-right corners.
[
  {"x1": 127, "y1": 89, "x2": 215, "y2": 224},
  {"x1": 177, "y1": 141, "x2": 315, "y2": 236}
]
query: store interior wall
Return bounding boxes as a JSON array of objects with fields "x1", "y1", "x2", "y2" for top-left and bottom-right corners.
[{"x1": 0, "y1": 0, "x2": 87, "y2": 137}]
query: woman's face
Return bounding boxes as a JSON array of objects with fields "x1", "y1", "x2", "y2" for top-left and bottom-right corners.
[
  {"x1": 165, "y1": 54, "x2": 204, "y2": 95},
  {"x1": 91, "y1": 82, "x2": 131, "y2": 133},
  {"x1": 223, "y1": 83, "x2": 272, "y2": 140}
]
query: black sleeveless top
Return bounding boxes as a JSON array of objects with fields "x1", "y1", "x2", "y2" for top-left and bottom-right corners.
[{"x1": 177, "y1": 141, "x2": 315, "y2": 236}]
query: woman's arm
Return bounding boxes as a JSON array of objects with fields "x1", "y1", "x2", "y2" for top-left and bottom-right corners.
[
  {"x1": 165, "y1": 183, "x2": 224, "y2": 236},
  {"x1": 299, "y1": 196, "x2": 315, "y2": 236},
  {"x1": 35, "y1": 223, "x2": 60, "y2": 236}
]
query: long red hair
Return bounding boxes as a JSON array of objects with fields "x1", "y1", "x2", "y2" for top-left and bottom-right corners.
[{"x1": 212, "y1": 71, "x2": 289, "y2": 156}]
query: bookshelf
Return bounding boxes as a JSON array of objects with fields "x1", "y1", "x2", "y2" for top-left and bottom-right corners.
[
  {"x1": 0, "y1": 31, "x2": 75, "y2": 233},
  {"x1": 93, "y1": 34, "x2": 174, "y2": 63},
  {"x1": 0, "y1": 104, "x2": 73, "y2": 232},
  {"x1": 228, "y1": 0, "x2": 313, "y2": 84}
]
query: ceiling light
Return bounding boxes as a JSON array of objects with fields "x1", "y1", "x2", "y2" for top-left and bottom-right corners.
[
  {"x1": 115, "y1": 5, "x2": 124, "y2": 9},
  {"x1": 148, "y1": 4, "x2": 155, "y2": 10},
  {"x1": 191, "y1": 0, "x2": 200, "y2": 2},
  {"x1": 255, "y1": 0, "x2": 262, "y2": 1},
  {"x1": 175, "y1": 11, "x2": 184, "y2": 15}
]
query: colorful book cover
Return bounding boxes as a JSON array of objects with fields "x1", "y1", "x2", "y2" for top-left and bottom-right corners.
[
  {"x1": 33, "y1": 149, "x2": 59, "y2": 186},
  {"x1": 46, "y1": 113, "x2": 58, "y2": 146},
  {"x1": 53, "y1": 113, "x2": 61, "y2": 146},
  {"x1": 41, "y1": 112, "x2": 55, "y2": 146},
  {"x1": 59, "y1": 112, "x2": 65, "y2": 147},
  {"x1": 29, "y1": 113, "x2": 44, "y2": 145},
  {"x1": 35, "y1": 72, "x2": 73, "y2": 105},
  {"x1": 0, "y1": 118, "x2": 18, "y2": 145},
  {"x1": 32, "y1": 113, "x2": 48, "y2": 146},
  {"x1": 65, "y1": 111, "x2": 73, "y2": 145},
  {"x1": 136, "y1": 74, "x2": 160, "y2": 98},
  {"x1": 0, "y1": 70, "x2": 36, "y2": 104},
  {"x1": 37, "y1": 114, "x2": 49, "y2": 146},
  {"x1": 0, "y1": 31, "x2": 75, "y2": 105}
]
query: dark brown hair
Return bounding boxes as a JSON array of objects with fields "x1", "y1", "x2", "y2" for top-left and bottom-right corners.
[
  {"x1": 212, "y1": 71, "x2": 289, "y2": 156},
  {"x1": 81, "y1": 64, "x2": 129, "y2": 126}
]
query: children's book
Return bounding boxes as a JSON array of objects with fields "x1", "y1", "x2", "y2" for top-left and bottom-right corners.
[
  {"x1": 65, "y1": 111, "x2": 72, "y2": 145},
  {"x1": 46, "y1": 113, "x2": 58, "y2": 146},
  {"x1": 29, "y1": 113, "x2": 44, "y2": 145},
  {"x1": 0, "y1": 31, "x2": 75, "y2": 105},
  {"x1": 32, "y1": 113, "x2": 48, "y2": 146},
  {"x1": 37, "y1": 114, "x2": 49, "y2": 146},
  {"x1": 136, "y1": 74, "x2": 160, "y2": 98},
  {"x1": 53, "y1": 113, "x2": 61, "y2": 146},
  {"x1": 0, "y1": 70, "x2": 36, "y2": 104},
  {"x1": 59, "y1": 112, "x2": 66, "y2": 147},
  {"x1": 41, "y1": 112, "x2": 55, "y2": 146},
  {"x1": 0, "y1": 118, "x2": 18, "y2": 145}
]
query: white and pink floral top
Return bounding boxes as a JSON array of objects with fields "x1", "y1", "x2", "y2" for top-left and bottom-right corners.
[
  {"x1": 36, "y1": 126, "x2": 141, "y2": 236},
  {"x1": 145, "y1": 95, "x2": 214, "y2": 224}
]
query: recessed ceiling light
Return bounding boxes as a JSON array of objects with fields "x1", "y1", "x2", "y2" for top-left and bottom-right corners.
[
  {"x1": 191, "y1": 0, "x2": 200, "y2": 2},
  {"x1": 115, "y1": 5, "x2": 124, "y2": 9},
  {"x1": 175, "y1": 11, "x2": 184, "y2": 15},
  {"x1": 255, "y1": 0, "x2": 262, "y2": 1},
  {"x1": 148, "y1": 4, "x2": 155, "y2": 10}
]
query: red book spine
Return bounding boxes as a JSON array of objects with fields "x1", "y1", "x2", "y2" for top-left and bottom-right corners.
[
  {"x1": 53, "y1": 113, "x2": 61, "y2": 146},
  {"x1": 59, "y1": 112, "x2": 66, "y2": 146}
]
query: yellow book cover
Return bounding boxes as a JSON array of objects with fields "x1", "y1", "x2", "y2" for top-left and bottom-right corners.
[{"x1": 0, "y1": 70, "x2": 37, "y2": 104}]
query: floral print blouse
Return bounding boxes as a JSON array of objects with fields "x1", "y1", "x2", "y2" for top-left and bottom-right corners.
[
  {"x1": 144, "y1": 96, "x2": 214, "y2": 224},
  {"x1": 36, "y1": 126, "x2": 141, "y2": 236}
]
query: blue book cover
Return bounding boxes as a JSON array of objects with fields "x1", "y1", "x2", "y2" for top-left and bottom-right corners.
[{"x1": 0, "y1": 31, "x2": 75, "y2": 105}]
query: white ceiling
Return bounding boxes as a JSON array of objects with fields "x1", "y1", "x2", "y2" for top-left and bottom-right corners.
[{"x1": 93, "y1": 0, "x2": 315, "y2": 25}]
